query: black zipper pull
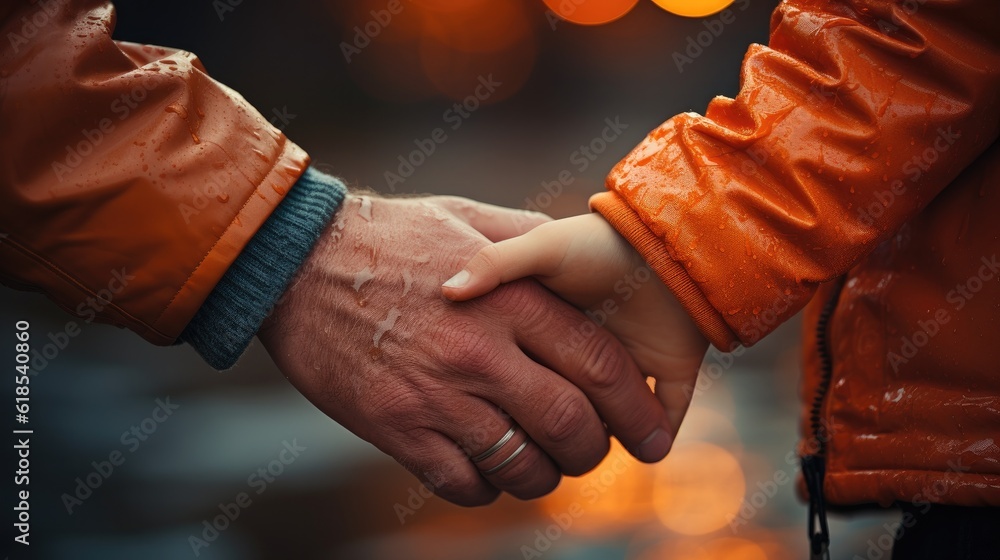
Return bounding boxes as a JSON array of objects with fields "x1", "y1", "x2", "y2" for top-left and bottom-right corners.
[{"x1": 802, "y1": 454, "x2": 830, "y2": 560}]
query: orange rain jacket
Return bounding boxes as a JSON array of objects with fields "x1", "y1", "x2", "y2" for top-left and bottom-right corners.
[
  {"x1": 592, "y1": 0, "x2": 1000, "y2": 509},
  {"x1": 0, "y1": 0, "x2": 308, "y2": 345}
]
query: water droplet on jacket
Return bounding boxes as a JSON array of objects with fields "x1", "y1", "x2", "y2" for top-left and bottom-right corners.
[
  {"x1": 271, "y1": 183, "x2": 286, "y2": 196},
  {"x1": 253, "y1": 149, "x2": 268, "y2": 162},
  {"x1": 217, "y1": 193, "x2": 230, "y2": 203},
  {"x1": 165, "y1": 103, "x2": 188, "y2": 119}
]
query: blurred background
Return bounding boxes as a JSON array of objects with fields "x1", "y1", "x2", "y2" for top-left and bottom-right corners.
[{"x1": 2, "y1": 0, "x2": 899, "y2": 558}]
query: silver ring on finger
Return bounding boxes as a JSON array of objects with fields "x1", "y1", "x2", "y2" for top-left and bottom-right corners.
[
  {"x1": 470, "y1": 426, "x2": 517, "y2": 463},
  {"x1": 481, "y1": 441, "x2": 528, "y2": 475}
]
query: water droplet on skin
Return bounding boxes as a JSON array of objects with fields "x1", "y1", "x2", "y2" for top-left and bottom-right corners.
[
  {"x1": 353, "y1": 267, "x2": 375, "y2": 291},
  {"x1": 329, "y1": 215, "x2": 347, "y2": 241},
  {"x1": 358, "y1": 196, "x2": 373, "y2": 222},
  {"x1": 373, "y1": 307, "x2": 402, "y2": 348},
  {"x1": 401, "y1": 270, "x2": 414, "y2": 297}
]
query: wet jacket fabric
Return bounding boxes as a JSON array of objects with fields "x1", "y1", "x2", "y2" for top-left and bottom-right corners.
[
  {"x1": 592, "y1": 0, "x2": 1000, "y2": 507},
  {"x1": 0, "y1": 0, "x2": 339, "y2": 361}
]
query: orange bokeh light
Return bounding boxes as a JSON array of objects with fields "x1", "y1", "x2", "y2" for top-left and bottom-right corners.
[
  {"x1": 543, "y1": 0, "x2": 640, "y2": 26},
  {"x1": 652, "y1": 442, "x2": 745, "y2": 535},
  {"x1": 649, "y1": 0, "x2": 737, "y2": 18},
  {"x1": 539, "y1": 441, "x2": 654, "y2": 533}
]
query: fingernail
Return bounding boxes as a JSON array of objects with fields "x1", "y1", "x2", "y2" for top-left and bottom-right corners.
[
  {"x1": 637, "y1": 428, "x2": 673, "y2": 463},
  {"x1": 443, "y1": 270, "x2": 470, "y2": 289}
]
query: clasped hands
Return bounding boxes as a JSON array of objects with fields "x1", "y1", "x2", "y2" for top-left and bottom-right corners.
[{"x1": 259, "y1": 193, "x2": 708, "y2": 506}]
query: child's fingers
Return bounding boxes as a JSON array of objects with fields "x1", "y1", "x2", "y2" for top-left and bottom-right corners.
[{"x1": 442, "y1": 231, "x2": 559, "y2": 301}]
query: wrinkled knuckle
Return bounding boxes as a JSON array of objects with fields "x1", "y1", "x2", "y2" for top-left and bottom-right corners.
[
  {"x1": 541, "y1": 390, "x2": 590, "y2": 445},
  {"x1": 370, "y1": 390, "x2": 425, "y2": 432},
  {"x1": 482, "y1": 283, "x2": 548, "y2": 329},
  {"x1": 436, "y1": 326, "x2": 502, "y2": 375},
  {"x1": 579, "y1": 333, "x2": 627, "y2": 390}
]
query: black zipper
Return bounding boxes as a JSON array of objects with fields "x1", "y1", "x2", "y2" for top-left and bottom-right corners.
[{"x1": 801, "y1": 277, "x2": 844, "y2": 560}]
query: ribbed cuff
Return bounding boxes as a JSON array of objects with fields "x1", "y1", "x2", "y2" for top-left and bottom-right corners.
[
  {"x1": 180, "y1": 167, "x2": 347, "y2": 369},
  {"x1": 589, "y1": 191, "x2": 739, "y2": 351}
]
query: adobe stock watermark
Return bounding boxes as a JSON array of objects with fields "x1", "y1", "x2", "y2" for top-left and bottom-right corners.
[
  {"x1": 520, "y1": 116, "x2": 630, "y2": 221},
  {"x1": 392, "y1": 477, "x2": 445, "y2": 524},
  {"x1": 51, "y1": 70, "x2": 170, "y2": 182},
  {"x1": 188, "y1": 439, "x2": 307, "y2": 556},
  {"x1": 341, "y1": 0, "x2": 410, "y2": 63},
  {"x1": 553, "y1": 263, "x2": 651, "y2": 363},
  {"x1": 728, "y1": 416, "x2": 842, "y2": 532},
  {"x1": 887, "y1": 254, "x2": 998, "y2": 372},
  {"x1": 6, "y1": 0, "x2": 71, "y2": 54},
  {"x1": 212, "y1": 0, "x2": 244, "y2": 22},
  {"x1": 852, "y1": 457, "x2": 972, "y2": 560},
  {"x1": 686, "y1": 286, "x2": 802, "y2": 402},
  {"x1": 383, "y1": 74, "x2": 503, "y2": 191},
  {"x1": 672, "y1": 0, "x2": 751, "y2": 73},
  {"x1": 520, "y1": 449, "x2": 633, "y2": 559},
  {"x1": 176, "y1": 105, "x2": 296, "y2": 224},
  {"x1": 857, "y1": 126, "x2": 962, "y2": 226},
  {"x1": 60, "y1": 397, "x2": 180, "y2": 514},
  {"x1": 29, "y1": 267, "x2": 134, "y2": 374}
]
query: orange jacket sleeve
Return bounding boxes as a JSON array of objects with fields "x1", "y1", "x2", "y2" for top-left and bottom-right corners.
[
  {"x1": 0, "y1": 0, "x2": 308, "y2": 345},
  {"x1": 592, "y1": 0, "x2": 1000, "y2": 350}
]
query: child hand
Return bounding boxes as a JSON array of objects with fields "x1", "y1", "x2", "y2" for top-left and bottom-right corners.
[{"x1": 442, "y1": 213, "x2": 710, "y2": 440}]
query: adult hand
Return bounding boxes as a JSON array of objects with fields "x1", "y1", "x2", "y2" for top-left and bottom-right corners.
[{"x1": 258, "y1": 194, "x2": 675, "y2": 506}]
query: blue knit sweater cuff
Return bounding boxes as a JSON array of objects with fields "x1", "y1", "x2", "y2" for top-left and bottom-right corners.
[{"x1": 180, "y1": 167, "x2": 347, "y2": 370}]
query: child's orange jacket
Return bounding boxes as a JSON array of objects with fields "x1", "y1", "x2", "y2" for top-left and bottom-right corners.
[{"x1": 593, "y1": 0, "x2": 1000, "y2": 508}]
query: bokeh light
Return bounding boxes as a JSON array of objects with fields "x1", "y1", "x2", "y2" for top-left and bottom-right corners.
[
  {"x1": 652, "y1": 442, "x2": 745, "y2": 535},
  {"x1": 539, "y1": 441, "x2": 654, "y2": 533},
  {"x1": 542, "y1": 0, "x2": 640, "y2": 26},
  {"x1": 334, "y1": 0, "x2": 539, "y2": 104},
  {"x1": 649, "y1": 0, "x2": 737, "y2": 18}
]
